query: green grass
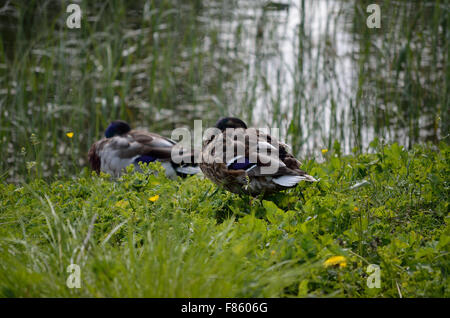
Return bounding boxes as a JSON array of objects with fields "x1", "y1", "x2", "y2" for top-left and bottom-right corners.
[
  {"x1": 0, "y1": 141, "x2": 448, "y2": 297},
  {"x1": 0, "y1": 0, "x2": 448, "y2": 298}
]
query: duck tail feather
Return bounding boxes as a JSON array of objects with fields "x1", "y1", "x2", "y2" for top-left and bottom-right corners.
[
  {"x1": 303, "y1": 174, "x2": 318, "y2": 182},
  {"x1": 273, "y1": 174, "x2": 317, "y2": 187},
  {"x1": 175, "y1": 165, "x2": 202, "y2": 175}
]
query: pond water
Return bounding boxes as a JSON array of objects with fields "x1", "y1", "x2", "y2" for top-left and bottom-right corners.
[{"x1": 205, "y1": 0, "x2": 447, "y2": 155}]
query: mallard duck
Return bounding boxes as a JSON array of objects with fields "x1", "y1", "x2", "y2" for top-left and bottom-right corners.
[
  {"x1": 199, "y1": 117, "x2": 316, "y2": 196},
  {"x1": 88, "y1": 120, "x2": 200, "y2": 178}
]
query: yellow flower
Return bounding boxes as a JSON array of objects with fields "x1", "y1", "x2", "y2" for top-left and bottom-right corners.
[
  {"x1": 271, "y1": 250, "x2": 276, "y2": 256},
  {"x1": 115, "y1": 199, "x2": 129, "y2": 209},
  {"x1": 324, "y1": 256, "x2": 347, "y2": 268},
  {"x1": 66, "y1": 132, "x2": 74, "y2": 138},
  {"x1": 321, "y1": 148, "x2": 328, "y2": 155},
  {"x1": 354, "y1": 207, "x2": 359, "y2": 212},
  {"x1": 148, "y1": 195, "x2": 159, "y2": 202}
]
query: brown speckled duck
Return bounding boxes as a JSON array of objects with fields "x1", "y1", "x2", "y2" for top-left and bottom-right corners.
[
  {"x1": 88, "y1": 120, "x2": 200, "y2": 178},
  {"x1": 200, "y1": 117, "x2": 317, "y2": 196}
]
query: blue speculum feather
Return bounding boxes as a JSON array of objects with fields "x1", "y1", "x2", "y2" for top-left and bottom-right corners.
[
  {"x1": 228, "y1": 158, "x2": 254, "y2": 170},
  {"x1": 135, "y1": 155, "x2": 157, "y2": 164}
]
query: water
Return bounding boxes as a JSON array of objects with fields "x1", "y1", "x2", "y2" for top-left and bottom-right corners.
[
  {"x1": 0, "y1": 0, "x2": 447, "y2": 182},
  {"x1": 229, "y1": 0, "x2": 358, "y2": 154},
  {"x1": 211, "y1": 0, "x2": 447, "y2": 156}
]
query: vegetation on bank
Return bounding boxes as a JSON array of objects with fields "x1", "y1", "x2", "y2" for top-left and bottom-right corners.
[{"x1": 0, "y1": 141, "x2": 448, "y2": 297}]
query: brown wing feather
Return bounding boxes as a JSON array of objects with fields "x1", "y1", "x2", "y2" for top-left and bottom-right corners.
[
  {"x1": 113, "y1": 130, "x2": 174, "y2": 159},
  {"x1": 253, "y1": 129, "x2": 308, "y2": 175},
  {"x1": 129, "y1": 130, "x2": 175, "y2": 146},
  {"x1": 202, "y1": 128, "x2": 308, "y2": 177}
]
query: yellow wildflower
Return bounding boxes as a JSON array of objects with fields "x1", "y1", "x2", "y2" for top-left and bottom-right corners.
[
  {"x1": 321, "y1": 149, "x2": 328, "y2": 155},
  {"x1": 148, "y1": 195, "x2": 160, "y2": 202},
  {"x1": 324, "y1": 256, "x2": 347, "y2": 268},
  {"x1": 354, "y1": 207, "x2": 359, "y2": 212},
  {"x1": 66, "y1": 132, "x2": 74, "y2": 138}
]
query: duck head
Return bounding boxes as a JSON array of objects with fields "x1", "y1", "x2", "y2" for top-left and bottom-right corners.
[
  {"x1": 104, "y1": 120, "x2": 131, "y2": 138},
  {"x1": 214, "y1": 117, "x2": 248, "y2": 131}
]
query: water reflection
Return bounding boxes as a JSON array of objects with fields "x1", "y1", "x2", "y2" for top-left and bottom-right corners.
[{"x1": 224, "y1": 0, "x2": 446, "y2": 155}]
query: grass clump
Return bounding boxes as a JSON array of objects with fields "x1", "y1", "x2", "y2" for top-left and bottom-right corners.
[{"x1": 0, "y1": 141, "x2": 448, "y2": 297}]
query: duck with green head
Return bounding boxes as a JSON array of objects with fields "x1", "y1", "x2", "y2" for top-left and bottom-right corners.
[{"x1": 88, "y1": 120, "x2": 200, "y2": 178}]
